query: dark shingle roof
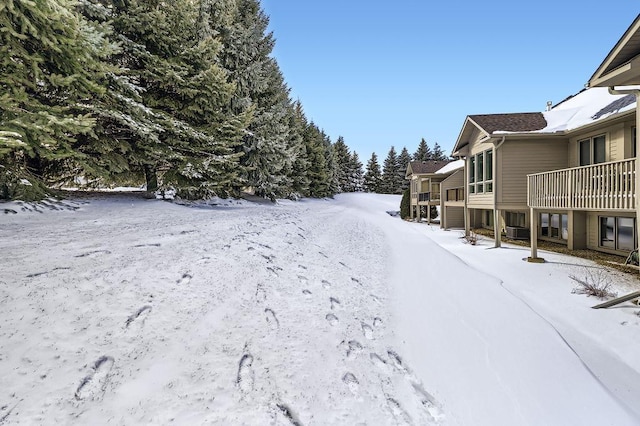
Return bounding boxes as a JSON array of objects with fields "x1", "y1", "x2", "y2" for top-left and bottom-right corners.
[
  {"x1": 468, "y1": 113, "x2": 547, "y2": 134},
  {"x1": 409, "y1": 160, "x2": 450, "y2": 174}
]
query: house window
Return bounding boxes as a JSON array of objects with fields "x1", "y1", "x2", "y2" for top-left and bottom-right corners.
[
  {"x1": 579, "y1": 135, "x2": 606, "y2": 166},
  {"x1": 469, "y1": 149, "x2": 493, "y2": 194},
  {"x1": 540, "y1": 213, "x2": 568, "y2": 241},
  {"x1": 600, "y1": 216, "x2": 636, "y2": 251},
  {"x1": 505, "y1": 212, "x2": 525, "y2": 228}
]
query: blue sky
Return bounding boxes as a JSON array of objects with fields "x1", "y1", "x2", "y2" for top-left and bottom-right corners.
[{"x1": 261, "y1": 1, "x2": 639, "y2": 163}]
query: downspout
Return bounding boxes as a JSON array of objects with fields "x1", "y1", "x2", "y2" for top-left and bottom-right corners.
[
  {"x1": 493, "y1": 136, "x2": 506, "y2": 248},
  {"x1": 609, "y1": 87, "x2": 640, "y2": 259}
]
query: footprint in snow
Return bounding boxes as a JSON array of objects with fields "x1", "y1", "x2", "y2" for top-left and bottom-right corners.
[
  {"x1": 373, "y1": 317, "x2": 383, "y2": 327},
  {"x1": 276, "y1": 403, "x2": 304, "y2": 426},
  {"x1": 346, "y1": 340, "x2": 363, "y2": 359},
  {"x1": 351, "y1": 277, "x2": 362, "y2": 286},
  {"x1": 237, "y1": 353, "x2": 255, "y2": 393},
  {"x1": 302, "y1": 289, "x2": 312, "y2": 297},
  {"x1": 74, "y1": 356, "x2": 115, "y2": 401},
  {"x1": 411, "y1": 382, "x2": 445, "y2": 422},
  {"x1": 361, "y1": 323, "x2": 374, "y2": 340},
  {"x1": 370, "y1": 353, "x2": 390, "y2": 372},
  {"x1": 75, "y1": 250, "x2": 111, "y2": 258},
  {"x1": 387, "y1": 350, "x2": 406, "y2": 373},
  {"x1": 387, "y1": 398, "x2": 412, "y2": 425},
  {"x1": 265, "y1": 308, "x2": 280, "y2": 330},
  {"x1": 342, "y1": 373, "x2": 359, "y2": 395},
  {"x1": 124, "y1": 305, "x2": 152, "y2": 329},
  {"x1": 298, "y1": 264, "x2": 307, "y2": 270},
  {"x1": 177, "y1": 273, "x2": 192, "y2": 285},
  {"x1": 321, "y1": 280, "x2": 331, "y2": 289},
  {"x1": 325, "y1": 314, "x2": 339, "y2": 326},
  {"x1": 330, "y1": 297, "x2": 340, "y2": 310},
  {"x1": 297, "y1": 275, "x2": 308, "y2": 282}
]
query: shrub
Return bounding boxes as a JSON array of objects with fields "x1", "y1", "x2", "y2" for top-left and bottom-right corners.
[
  {"x1": 570, "y1": 269, "x2": 617, "y2": 299},
  {"x1": 400, "y1": 188, "x2": 410, "y2": 219}
]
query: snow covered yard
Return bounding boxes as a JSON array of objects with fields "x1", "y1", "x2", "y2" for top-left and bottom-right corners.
[{"x1": 1, "y1": 193, "x2": 639, "y2": 425}]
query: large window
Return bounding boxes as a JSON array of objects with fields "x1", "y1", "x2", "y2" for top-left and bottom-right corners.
[
  {"x1": 600, "y1": 216, "x2": 636, "y2": 252},
  {"x1": 468, "y1": 149, "x2": 493, "y2": 194},
  {"x1": 540, "y1": 213, "x2": 568, "y2": 241},
  {"x1": 579, "y1": 135, "x2": 606, "y2": 166}
]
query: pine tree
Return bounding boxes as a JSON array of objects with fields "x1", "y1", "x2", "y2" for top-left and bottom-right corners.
[
  {"x1": 364, "y1": 153, "x2": 382, "y2": 193},
  {"x1": 349, "y1": 152, "x2": 364, "y2": 192},
  {"x1": 106, "y1": 0, "x2": 246, "y2": 198},
  {"x1": 0, "y1": 0, "x2": 105, "y2": 199},
  {"x1": 397, "y1": 147, "x2": 411, "y2": 191},
  {"x1": 381, "y1": 146, "x2": 402, "y2": 194},
  {"x1": 333, "y1": 136, "x2": 351, "y2": 192},
  {"x1": 207, "y1": 0, "x2": 294, "y2": 200},
  {"x1": 304, "y1": 122, "x2": 330, "y2": 198},
  {"x1": 284, "y1": 100, "x2": 310, "y2": 198},
  {"x1": 413, "y1": 138, "x2": 432, "y2": 161},
  {"x1": 432, "y1": 142, "x2": 449, "y2": 161}
]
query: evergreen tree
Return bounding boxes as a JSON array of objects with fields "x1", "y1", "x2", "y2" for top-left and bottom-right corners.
[
  {"x1": 333, "y1": 136, "x2": 351, "y2": 192},
  {"x1": 322, "y1": 131, "x2": 338, "y2": 196},
  {"x1": 304, "y1": 122, "x2": 330, "y2": 198},
  {"x1": 0, "y1": 0, "x2": 105, "y2": 199},
  {"x1": 284, "y1": 100, "x2": 310, "y2": 198},
  {"x1": 381, "y1": 146, "x2": 402, "y2": 194},
  {"x1": 363, "y1": 152, "x2": 382, "y2": 193},
  {"x1": 397, "y1": 147, "x2": 411, "y2": 191},
  {"x1": 207, "y1": 0, "x2": 294, "y2": 200},
  {"x1": 349, "y1": 152, "x2": 364, "y2": 192},
  {"x1": 103, "y1": 0, "x2": 246, "y2": 198},
  {"x1": 432, "y1": 142, "x2": 449, "y2": 161},
  {"x1": 413, "y1": 138, "x2": 432, "y2": 161}
]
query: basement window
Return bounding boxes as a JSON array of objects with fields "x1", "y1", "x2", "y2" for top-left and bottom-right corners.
[{"x1": 600, "y1": 216, "x2": 636, "y2": 252}]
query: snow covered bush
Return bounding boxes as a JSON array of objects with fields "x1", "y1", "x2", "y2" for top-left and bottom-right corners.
[
  {"x1": 400, "y1": 188, "x2": 410, "y2": 219},
  {"x1": 570, "y1": 269, "x2": 617, "y2": 299}
]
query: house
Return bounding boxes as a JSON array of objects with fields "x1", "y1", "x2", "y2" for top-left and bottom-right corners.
[
  {"x1": 451, "y1": 112, "x2": 569, "y2": 247},
  {"x1": 438, "y1": 160, "x2": 465, "y2": 229},
  {"x1": 405, "y1": 160, "x2": 453, "y2": 223},
  {"x1": 527, "y1": 14, "x2": 640, "y2": 260}
]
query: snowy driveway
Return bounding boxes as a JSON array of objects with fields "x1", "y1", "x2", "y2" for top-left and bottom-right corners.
[{"x1": 1, "y1": 193, "x2": 638, "y2": 425}]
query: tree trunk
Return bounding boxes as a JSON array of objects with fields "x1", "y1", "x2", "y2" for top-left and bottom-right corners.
[{"x1": 144, "y1": 165, "x2": 158, "y2": 199}]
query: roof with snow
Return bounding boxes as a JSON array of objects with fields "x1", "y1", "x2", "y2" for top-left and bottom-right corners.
[
  {"x1": 406, "y1": 160, "x2": 451, "y2": 176},
  {"x1": 435, "y1": 159, "x2": 464, "y2": 174}
]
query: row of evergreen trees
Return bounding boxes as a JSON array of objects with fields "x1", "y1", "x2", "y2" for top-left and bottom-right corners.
[
  {"x1": 363, "y1": 138, "x2": 450, "y2": 194},
  {"x1": 0, "y1": 0, "x2": 359, "y2": 201}
]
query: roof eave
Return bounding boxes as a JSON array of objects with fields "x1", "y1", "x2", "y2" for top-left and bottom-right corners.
[{"x1": 589, "y1": 55, "x2": 640, "y2": 87}]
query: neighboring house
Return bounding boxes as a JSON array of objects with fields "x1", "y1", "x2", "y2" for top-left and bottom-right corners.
[
  {"x1": 452, "y1": 112, "x2": 567, "y2": 247},
  {"x1": 452, "y1": 85, "x2": 639, "y2": 256},
  {"x1": 405, "y1": 160, "x2": 452, "y2": 223},
  {"x1": 527, "y1": 14, "x2": 640, "y2": 260},
  {"x1": 438, "y1": 160, "x2": 465, "y2": 229}
]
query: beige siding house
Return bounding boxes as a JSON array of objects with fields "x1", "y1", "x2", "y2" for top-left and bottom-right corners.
[
  {"x1": 452, "y1": 113, "x2": 568, "y2": 247},
  {"x1": 527, "y1": 14, "x2": 640, "y2": 260},
  {"x1": 437, "y1": 160, "x2": 465, "y2": 229},
  {"x1": 405, "y1": 160, "x2": 461, "y2": 223}
]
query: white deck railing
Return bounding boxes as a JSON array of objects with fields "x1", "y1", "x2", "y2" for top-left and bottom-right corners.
[{"x1": 528, "y1": 158, "x2": 636, "y2": 211}]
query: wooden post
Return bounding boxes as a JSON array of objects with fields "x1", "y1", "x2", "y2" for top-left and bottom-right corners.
[
  {"x1": 494, "y1": 209, "x2": 501, "y2": 248},
  {"x1": 635, "y1": 94, "x2": 640, "y2": 264},
  {"x1": 528, "y1": 207, "x2": 544, "y2": 263}
]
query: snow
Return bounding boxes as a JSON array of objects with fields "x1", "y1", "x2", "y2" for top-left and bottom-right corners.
[
  {"x1": 1, "y1": 193, "x2": 639, "y2": 425},
  {"x1": 435, "y1": 159, "x2": 464, "y2": 174}
]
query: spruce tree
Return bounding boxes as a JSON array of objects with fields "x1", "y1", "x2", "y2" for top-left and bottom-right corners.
[
  {"x1": 284, "y1": 100, "x2": 310, "y2": 198},
  {"x1": 333, "y1": 136, "x2": 352, "y2": 192},
  {"x1": 381, "y1": 146, "x2": 401, "y2": 194},
  {"x1": 349, "y1": 152, "x2": 364, "y2": 192},
  {"x1": 206, "y1": 0, "x2": 294, "y2": 200},
  {"x1": 363, "y1": 153, "x2": 382, "y2": 193},
  {"x1": 304, "y1": 122, "x2": 330, "y2": 198},
  {"x1": 107, "y1": 0, "x2": 246, "y2": 198},
  {"x1": 432, "y1": 142, "x2": 448, "y2": 161},
  {"x1": 397, "y1": 147, "x2": 411, "y2": 191},
  {"x1": 413, "y1": 138, "x2": 432, "y2": 161},
  {"x1": 0, "y1": 0, "x2": 105, "y2": 199}
]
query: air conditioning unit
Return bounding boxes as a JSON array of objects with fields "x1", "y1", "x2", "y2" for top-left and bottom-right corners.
[{"x1": 505, "y1": 226, "x2": 530, "y2": 240}]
